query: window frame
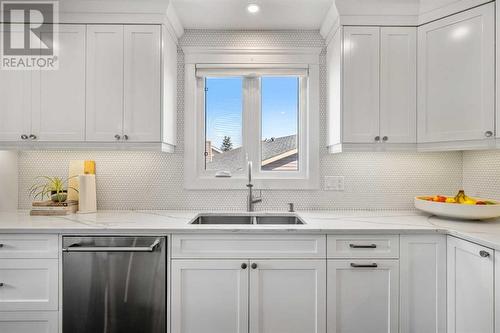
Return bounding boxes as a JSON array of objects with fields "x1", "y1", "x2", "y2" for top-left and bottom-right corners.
[{"x1": 183, "y1": 47, "x2": 321, "y2": 190}]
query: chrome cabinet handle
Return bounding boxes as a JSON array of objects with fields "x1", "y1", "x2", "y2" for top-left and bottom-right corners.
[
  {"x1": 374, "y1": 136, "x2": 380, "y2": 142},
  {"x1": 480, "y1": 250, "x2": 490, "y2": 258},
  {"x1": 485, "y1": 131, "x2": 493, "y2": 138},
  {"x1": 20, "y1": 134, "x2": 28, "y2": 140},
  {"x1": 114, "y1": 134, "x2": 121, "y2": 140},
  {"x1": 29, "y1": 134, "x2": 37, "y2": 140},
  {"x1": 123, "y1": 135, "x2": 129, "y2": 141},
  {"x1": 241, "y1": 263, "x2": 248, "y2": 269},
  {"x1": 350, "y1": 263, "x2": 378, "y2": 268},
  {"x1": 63, "y1": 238, "x2": 161, "y2": 253},
  {"x1": 350, "y1": 244, "x2": 377, "y2": 249},
  {"x1": 251, "y1": 263, "x2": 258, "y2": 269},
  {"x1": 382, "y1": 136, "x2": 388, "y2": 142}
]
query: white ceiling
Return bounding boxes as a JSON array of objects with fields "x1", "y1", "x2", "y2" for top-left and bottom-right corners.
[{"x1": 171, "y1": 0, "x2": 334, "y2": 30}]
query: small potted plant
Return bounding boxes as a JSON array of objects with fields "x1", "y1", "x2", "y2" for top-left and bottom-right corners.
[{"x1": 29, "y1": 176, "x2": 78, "y2": 203}]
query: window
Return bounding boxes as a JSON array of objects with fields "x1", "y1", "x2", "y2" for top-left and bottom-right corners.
[
  {"x1": 204, "y1": 77, "x2": 244, "y2": 173},
  {"x1": 183, "y1": 50, "x2": 320, "y2": 190},
  {"x1": 261, "y1": 76, "x2": 299, "y2": 172}
]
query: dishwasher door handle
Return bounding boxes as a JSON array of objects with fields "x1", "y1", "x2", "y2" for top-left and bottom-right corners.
[{"x1": 63, "y1": 238, "x2": 162, "y2": 253}]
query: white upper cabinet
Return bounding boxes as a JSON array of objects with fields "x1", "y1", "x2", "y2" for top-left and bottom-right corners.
[
  {"x1": 328, "y1": 259, "x2": 399, "y2": 333},
  {"x1": 447, "y1": 236, "x2": 494, "y2": 333},
  {"x1": 497, "y1": 2, "x2": 500, "y2": 139},
  {"x1": 328, "y1": 25, "x2": 416, "y2": 151},
  {"x1": 123, "y1": 25, "x2": 161, "y2": 142},
  {"x1": 417, "y1": 3, "x2": 495, "y2": 143},
  {"x1": 34, "y1": 25, "x2": 86, "y2": 142},
  {"x1": 86, "y1": 25, "x2": 162, "y2": 143},
  {"x1": 0, "y1": 26, "x2": 32, "y2": 142},
  {"x1": 249, "y1": 260, "x2": 326, "y2": 333},
  {"x1": 342, "y1": 26, "x2": 380, "y2": 144},
  {"x1": 380, "y1": 27, "x2": 416, "y2": 144},
  {"x1": 86, "y1": 25, "x2": 125, "y2": 142},
  {"x1": 0, "y1": 70, "x2": 31, "y2": 142}
]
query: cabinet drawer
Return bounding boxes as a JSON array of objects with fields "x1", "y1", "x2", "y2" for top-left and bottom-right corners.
[
  {"x1": 0, "y1": 312, "x2": 58, "y2": 333},
  {"x1": 0, "y1": 259, "x2": 58, "y2": 311},
  {"x1": 172, "y1": 234, "x2": 326, "y2": 258},
  {"x1": 327, "y1": 235, "x2": 399, "y2": 258},
  {"x1": 0, "y1": 235, "x2": 58, "y2": 259}
]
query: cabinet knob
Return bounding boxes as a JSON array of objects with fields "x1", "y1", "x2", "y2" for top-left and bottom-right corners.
[
  {"x1": 374, "y1": 136, "x2": 380, "y2": 142},
  {"x1": 485, "y1": 131, "x2": 493, "y2": 138},
  {"x1": 20, "y1": 134, "x2": 28, "y2": 140},
  {"x1": 0, "y1": 244, "x2": 3, "y2": 248},
  {"x1": 29, "y1": 134, "x2": 37, "y2": 140},
  {"x1": 0, "y1": 283, "x2": 3, "y2": 287},
  {"x1": 382, "y1": 136, "x2": 388, "y2": 142},
  {"x1": 479, "y1": 250, "x2": 490, "y2": 258},
  {"x1": 114, "y1": 134, "x2": 121, "y2": 140},
  {"x1": 123, "y1": 135, "x2": 129, "y2": 141},
  {"x1": 251, "y1": 263, "x2": 258, "y2": 269},
  {"x1": 241, "y1": 263, "x2": 247, "y2": 269}
]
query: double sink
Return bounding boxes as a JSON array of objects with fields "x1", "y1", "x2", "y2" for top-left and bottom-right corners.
[{"x1": 190, "y1": 214, "x2": 305, "y2": 225}]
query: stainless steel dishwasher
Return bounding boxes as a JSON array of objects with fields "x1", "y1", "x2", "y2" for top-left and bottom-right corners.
[{"x1": 62, "y1": 236, "x2": 166, "y2": 333}]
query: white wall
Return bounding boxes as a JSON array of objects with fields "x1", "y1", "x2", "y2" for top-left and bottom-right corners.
[
  {"x1": 0, "y1": 151, "x2": 18, "y2": 211},
  {"x1": 16, "y1": 30, "x2": 464, "y2": 210}
]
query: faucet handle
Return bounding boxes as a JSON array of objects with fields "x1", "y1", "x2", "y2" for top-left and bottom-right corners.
[{"x1": 288, "y1": 203, "x2": 295, "y2": 212}]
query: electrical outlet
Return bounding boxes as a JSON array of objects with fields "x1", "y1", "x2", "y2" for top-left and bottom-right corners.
[{"x1": 324, "y1": 176, "x2": 345, "y2": 191}]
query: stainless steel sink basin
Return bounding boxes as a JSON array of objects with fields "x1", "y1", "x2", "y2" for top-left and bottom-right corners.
[
  {"x1": 191, "y1": 215, "x2": 253, "y2": 225},
  {"x1": 256, "y1": 216, "x2": 304, "y2": 225},
  {"x1": 190, "y1": 215, "x2": 305, "y2": 225}
]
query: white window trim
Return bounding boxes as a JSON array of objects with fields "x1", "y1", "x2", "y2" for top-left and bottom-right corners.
[{"x1": 183, "y1": 47, "x2": 321, "y2": 190}]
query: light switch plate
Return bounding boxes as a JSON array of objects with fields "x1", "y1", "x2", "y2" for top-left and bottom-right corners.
[{"x1": 324, "y1": 176, "x2": 345, "y2": 191}]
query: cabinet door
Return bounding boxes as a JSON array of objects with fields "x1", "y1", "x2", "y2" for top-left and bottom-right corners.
[
  {"x1": 328, "y1": 260, "x2": 399, "y2": 333},
  {"x1": 249, "y1": 260, "x2": 326, "y2": 333},
  {"x1": 171, "y1": 260, "x2": 249, "y2": 333},
  {"x1": 400, "y1": 235, "x2": 446, "y2": 333},
  {"x1": 86, "y1": 25, "x2": 124, "y2": 141},
  {"x1": 343, "y1": 26, "x2": 380, "y2": 143},
  {"x1": 447, "y1": 236, "x2": 494, "y2": 333},
  {"x1": 380, "y1": 27, "x2": 416, "y2": 144},
  {"x1": 497, "y1": 1, "x2": 500, "y2": 139},
  {"x1": 418, "y1": 3, "x2": 495, "y2": 143},
  {"x1": 326, "y1": 27, "x2": 342, "y2": 147},
  {"x1": 32, "y1": 25, "x2": 86, "y2": 141},
  {"x1": 123, "y1": 25, "x2": 161, "y2": 142},
  {"x1": 0, "y1": 26, "x2": 31, "y2": 141}
]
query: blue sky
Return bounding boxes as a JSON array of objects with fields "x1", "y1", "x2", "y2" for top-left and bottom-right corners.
[{"x1": 206, "y1": 76, "x2": 298, "y2": 150}]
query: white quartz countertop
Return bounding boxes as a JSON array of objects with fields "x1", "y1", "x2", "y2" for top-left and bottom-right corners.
[{"x1": 1, "y1": 210, "x2": 500, "y2": 250}]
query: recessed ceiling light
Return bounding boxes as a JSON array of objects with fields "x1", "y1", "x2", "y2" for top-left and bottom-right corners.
[{"x1": 247, "y1": 4, "x2": 260, "y2": 14}]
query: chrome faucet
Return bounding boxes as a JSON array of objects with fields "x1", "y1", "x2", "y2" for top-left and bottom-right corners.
[{"x1": 247, "y1": 161, "x2": 262, "y2": 212}]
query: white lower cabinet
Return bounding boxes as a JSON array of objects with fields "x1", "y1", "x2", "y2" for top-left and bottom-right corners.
[
  {"x1": 171, "y1": 260, "x2": 249, "y2": 333},
  {"x1": 249, "y1": 260, "x2": 326, "y2": 333},
  {"x1": 400, "y1": 235, "x2": 446, "y2": 333},
  {"x1": 171, "y1": 259, "x2": 326, "y2": 333},
  {"x1": 327, "y1": 260, "x2": 399, "y2": 333},
  {"x1": 447, "y1": 236, "x2": 494, "y2": 333},
  {"x1": 0, "y1": 312, "x2": 58, "y2": 333},
  {"x1": 0, "y1": 234, "x2": 59, "y2": 333}
]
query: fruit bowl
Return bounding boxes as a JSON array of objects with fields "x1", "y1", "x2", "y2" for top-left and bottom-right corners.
[{"x1": 415, "y1": 196, "x2": 500, "y2": 220}]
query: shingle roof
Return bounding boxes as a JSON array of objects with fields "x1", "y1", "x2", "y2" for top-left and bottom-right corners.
[{"x1": 206, "y1": 134, "x2": 297, "y2": 172}]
